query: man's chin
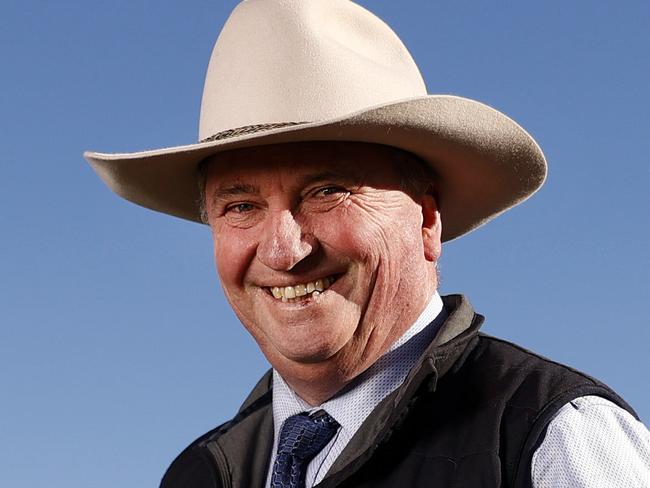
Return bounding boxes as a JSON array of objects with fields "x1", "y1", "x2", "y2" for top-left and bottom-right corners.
[{"x1": 274, "y1": 339, "x2": 344, "y2": 365}]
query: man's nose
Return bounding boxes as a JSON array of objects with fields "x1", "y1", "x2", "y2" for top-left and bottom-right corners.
[{"x1": 256, "y1": 210, "x2": 316, "y2": 271}]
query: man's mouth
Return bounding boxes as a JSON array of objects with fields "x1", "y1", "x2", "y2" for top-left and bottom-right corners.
[{"x1": 267, "y1": 275, "x2": 339, "y2": 302}]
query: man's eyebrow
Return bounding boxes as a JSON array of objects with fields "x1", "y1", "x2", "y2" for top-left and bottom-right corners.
[
  {"x1": 211, "y1": 183, "x2": 260, "y2": 201},
  {"x1": 299, "y1": 170, "x2": 359, "y2": 187}
]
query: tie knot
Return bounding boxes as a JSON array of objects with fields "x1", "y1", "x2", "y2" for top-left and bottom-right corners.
[
  {"x1": 272, "y1": 410, "x2": 339, "y2": 487},
  {"x1": 277, "y1": 410, "x2": 339, "y2": 459}
]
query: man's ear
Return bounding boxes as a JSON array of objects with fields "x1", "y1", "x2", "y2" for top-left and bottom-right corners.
[{"x1": 421, "y1": 191, "x2": 442, "y2": 262}]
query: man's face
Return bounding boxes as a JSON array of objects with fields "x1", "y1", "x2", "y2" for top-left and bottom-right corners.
[{"x1": 204, "y1": 142, "x2": 441, "y2": 401}]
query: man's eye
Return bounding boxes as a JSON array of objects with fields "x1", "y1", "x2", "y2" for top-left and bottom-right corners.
[
  {"x1": 315, "y1": 186, "x2": 346, "y2": 197},
  {"x1": 226, "y1": 203, "x2": 255, "y2": 213}
]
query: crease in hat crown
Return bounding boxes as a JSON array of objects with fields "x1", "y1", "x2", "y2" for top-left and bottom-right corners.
[{"x1": 198, "y1": 0, "x2": 427, "y2": 141}]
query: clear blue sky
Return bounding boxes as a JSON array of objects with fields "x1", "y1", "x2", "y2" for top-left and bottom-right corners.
[{"x1": 1, "y1": 1, "x2": 648, "y2": 486}]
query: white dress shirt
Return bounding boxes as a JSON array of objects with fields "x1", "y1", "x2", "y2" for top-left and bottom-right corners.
[{"x1": 266, "y1": 293, "x2": 650, "y2": 487}]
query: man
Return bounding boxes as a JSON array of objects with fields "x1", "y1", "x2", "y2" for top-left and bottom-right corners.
[{"x1": 85, "y1": 1, "x2": 650, "y2": 487}]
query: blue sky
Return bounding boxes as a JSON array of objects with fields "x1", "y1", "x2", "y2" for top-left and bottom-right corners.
[{"x1": 1, "y1": 1, "x2": 648, "y2": 486}]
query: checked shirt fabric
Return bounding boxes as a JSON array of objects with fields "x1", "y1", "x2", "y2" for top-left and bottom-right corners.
[{"x1": 270, "y1": 410, "x2": 340, "y2": 488}]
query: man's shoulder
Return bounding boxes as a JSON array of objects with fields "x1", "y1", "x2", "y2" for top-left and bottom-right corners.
[
  {"x1": 474, "y1": 333, "x2": 603, "y2": 380},
  {"x1": 423, "y1": 295, "x2": 633, "y2": 419},
  {"x1": 159, "y1": 371, "x2": 275, "y2": 488},
  {"x1": 159, "y1": 423, "x2": 229, "y2": 488},
  {"x1": 463, "y1": 333, "x2": 634, "y2": 414}
]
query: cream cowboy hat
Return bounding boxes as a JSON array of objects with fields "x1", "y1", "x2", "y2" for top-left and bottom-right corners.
[{"x1": 84, "y1": 0, "x2": 546, "y2": 242}]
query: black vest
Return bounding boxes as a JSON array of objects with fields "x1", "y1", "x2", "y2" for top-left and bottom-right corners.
[{"x1": 161, "y1": 295, "x2": 637, "y2": 488}]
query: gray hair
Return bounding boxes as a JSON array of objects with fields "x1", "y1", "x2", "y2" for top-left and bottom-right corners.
[{"x1": 197, "y1": 166, "x2": 209, "y2": 224}]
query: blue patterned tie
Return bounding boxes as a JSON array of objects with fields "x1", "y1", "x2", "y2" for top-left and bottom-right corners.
[{"x1": 270, "y1": 410, "x2": 339, "y2": 488}]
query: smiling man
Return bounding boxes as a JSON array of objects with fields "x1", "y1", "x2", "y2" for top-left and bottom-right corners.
[
  {"x1": 85, "y1": 1, "x2": 650, "y2": 487},
  {"x1": 204, "y1": 143, "x2": 440, "y2": 408}
]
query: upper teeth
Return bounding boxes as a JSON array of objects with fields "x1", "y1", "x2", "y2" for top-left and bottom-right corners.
[{"x1": 270, "y1": 276, "x2": 335, "y2": 300}]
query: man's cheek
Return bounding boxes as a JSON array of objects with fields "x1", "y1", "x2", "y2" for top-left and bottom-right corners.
[
  {"x1": 214, "y1": 239, "x2": 252, "y2": 285},
  {"x1": 332, "y1": 231, "x2": 380, "y2": 264}
]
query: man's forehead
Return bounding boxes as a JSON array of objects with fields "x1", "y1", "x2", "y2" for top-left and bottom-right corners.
[{"x1": 203, "y1": 142, "x2": 411, "y2": 190}]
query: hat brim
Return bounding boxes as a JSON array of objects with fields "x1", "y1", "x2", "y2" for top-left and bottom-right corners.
[{"x1": 84, "y1": 95, "x2": 546, "y2": 242}]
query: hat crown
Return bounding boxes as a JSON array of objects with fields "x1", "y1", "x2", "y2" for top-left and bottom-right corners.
[{"x1": 199, "y1": 0, "x2": 426, "y2": 141}]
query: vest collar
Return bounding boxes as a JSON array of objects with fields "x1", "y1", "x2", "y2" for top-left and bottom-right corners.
[
  {"x1": 203, "y1": 295, "x2": 483, "y2": 488},
  {"x1": 320, "y1": 294, "x2": 484, "y2": 485}
]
